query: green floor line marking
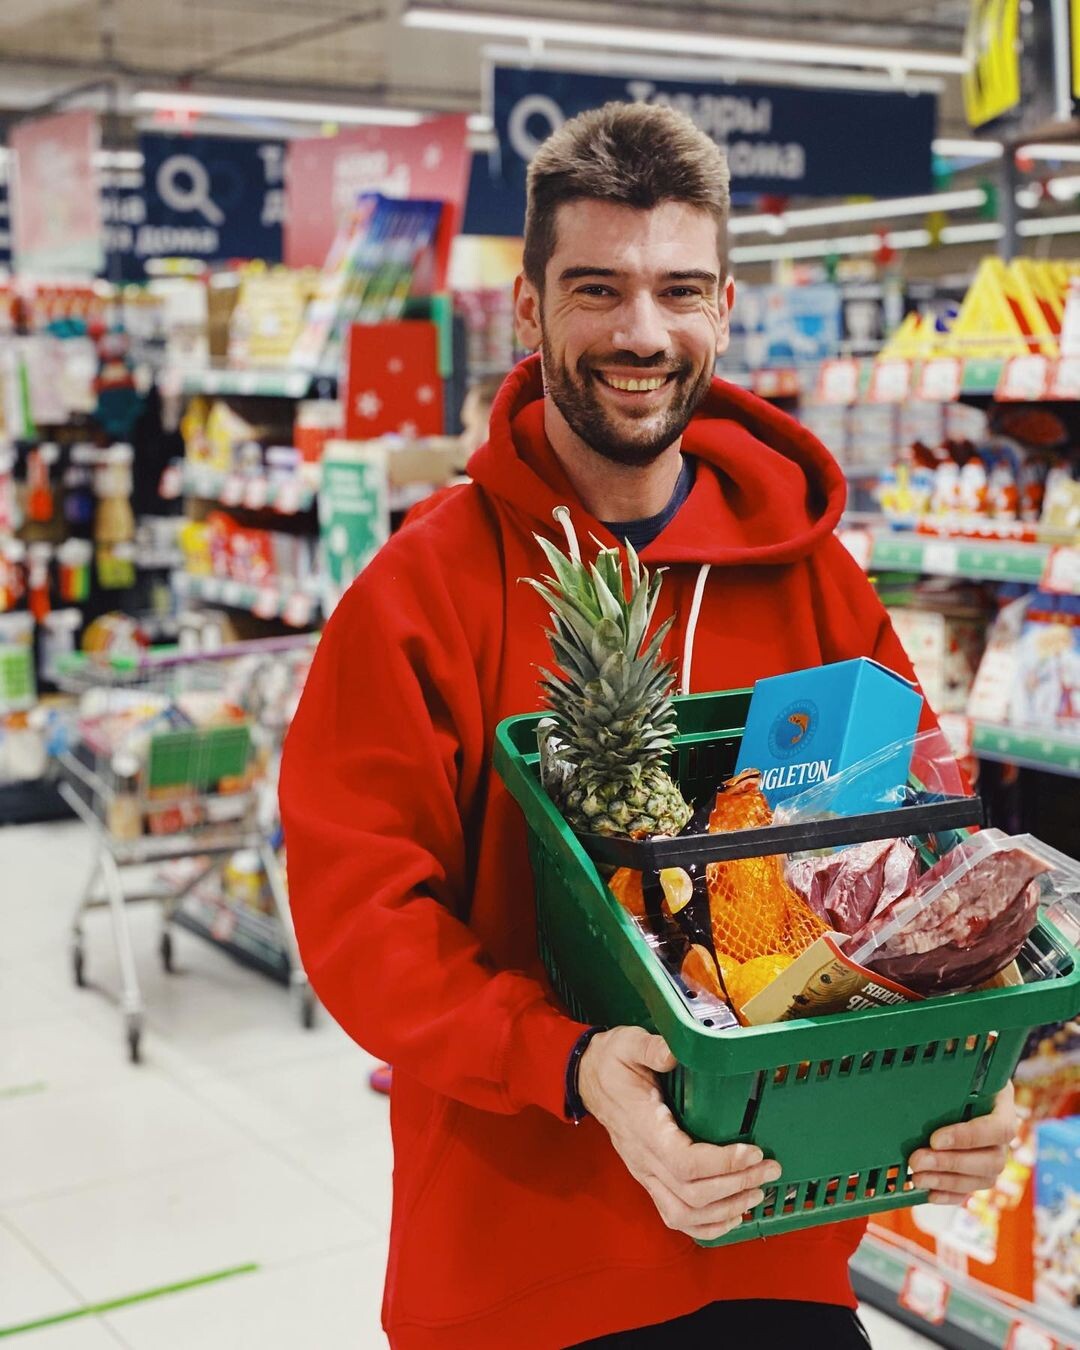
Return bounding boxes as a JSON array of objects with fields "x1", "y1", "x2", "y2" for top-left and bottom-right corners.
[
  {"x1": 0, "y1": 1082, "x2": 47, "y2": 1101},
  {"x1": 0, "y1": 1263, "x2": 259, "y2": 1338}
]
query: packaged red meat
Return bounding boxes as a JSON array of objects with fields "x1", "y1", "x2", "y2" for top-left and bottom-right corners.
[
  {"x1": 785, "y1": 837, "x2": 918, "y2": 935},
  {"x1": 846, "y1": 830, "x2": 1079, "y2": 994}
]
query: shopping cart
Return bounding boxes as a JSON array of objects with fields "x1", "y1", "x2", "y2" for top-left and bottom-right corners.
[{"x1": 53, "y1": 636, "x2": 317, "y2": 1061}]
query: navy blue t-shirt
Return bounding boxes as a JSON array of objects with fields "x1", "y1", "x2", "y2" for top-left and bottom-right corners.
[{"x1": 601, "y1": 455, "x2": 695, "y2": 552}]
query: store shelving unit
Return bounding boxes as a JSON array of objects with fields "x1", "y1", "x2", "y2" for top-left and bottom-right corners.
[
  {"x1": 171, "y1": 570, "x2": 322, "y2": 627},
  {"x1": 852, "y1": 1232, "x2": 1079, "y2": 1350},
  {"x1": 182, "y1": 464, "x2": 318, "y2": 515},
  {"x1": 869, "y1": 533, "x2": 1055, "y2": 588},
  {"x1": 178, "y1": 368, "x2": 335, "y2": 399},
  {"x1": 971, "y1": 721, "x2": 1080, "y2": 777}
]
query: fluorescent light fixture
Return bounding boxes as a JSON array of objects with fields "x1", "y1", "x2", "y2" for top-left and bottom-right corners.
[
  {"x1": 1019, "y1": 212, "x2": 1080, "y2": 236},
  {"x1": 132, "y1": 91, "x2": 426, "y2": 127},
  {"x1": 932, "y1": 137, "x2": 1003, "y2": 161},
  {"x1": 730, "y1": 221, "x2": 1008, "y2": 264},
  {"x1": 0, "y1": 147, "x2": 144, "y2": 170},
  {"x1": 404, "y1": 7, "x2": 968, "y2": 73},
  {"x1": 1021, "y1": 143, "x2": 1080, "y2": 162},
  {"x1": 481, "y1": 42, "x2": 944, "y2": 93},
  {"x1": 732, "y1": 229, "x2": 927, "y2": 264},
  {"x1": 467, "y1": 113, "x2": 493, "y2": 132},
  {"x1": 939, "y1": 222, "x2": 1003, "y2": 244},
  {"x1": 730, "y1": 189, "x2": 986, "y2": 237}
]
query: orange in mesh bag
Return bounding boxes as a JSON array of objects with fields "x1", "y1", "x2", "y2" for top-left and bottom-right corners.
[{"x1": 707, "y1": 769, "x2": 827, "y2": 967}]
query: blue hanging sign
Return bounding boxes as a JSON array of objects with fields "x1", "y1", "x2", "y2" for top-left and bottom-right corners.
[
  {"x1": 135, "y1": 132, "x2": 284, "y2": 268},
  {"x1": 476, "y1": 66, "x2": 936, "y2": 237}
]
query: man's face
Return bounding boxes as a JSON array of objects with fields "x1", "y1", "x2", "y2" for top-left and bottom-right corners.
[{"x1": 515, "y1": 199, "x2": 733, "y2": 467}]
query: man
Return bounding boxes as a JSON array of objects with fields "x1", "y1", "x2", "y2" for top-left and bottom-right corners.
[{"x1": 280, "y1": 103, "x2": 1014, "y2": 1348}]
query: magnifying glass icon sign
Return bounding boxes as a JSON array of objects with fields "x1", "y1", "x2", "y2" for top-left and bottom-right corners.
[{"x1": 157, "y1": 155, "x2": 225, "y2": 227}]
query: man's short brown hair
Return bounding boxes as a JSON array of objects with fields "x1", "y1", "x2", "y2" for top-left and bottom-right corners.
[{"x1": 522, "y1": 101, "x2": 731, "y2": 290}]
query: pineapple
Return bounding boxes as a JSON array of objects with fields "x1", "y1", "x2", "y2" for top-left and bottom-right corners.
[{"x1": 524, "y1": 508, "x2": 692, "y2": 839}]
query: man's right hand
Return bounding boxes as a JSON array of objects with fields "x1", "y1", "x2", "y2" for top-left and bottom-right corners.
[{"x1": 577, "y1": 1025, "x2": 782, "y2": 1242}]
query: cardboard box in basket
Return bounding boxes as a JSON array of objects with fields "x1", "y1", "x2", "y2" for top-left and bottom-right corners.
[{"x1": 734, "y1": 657, "x2": 922, "y2": 811}]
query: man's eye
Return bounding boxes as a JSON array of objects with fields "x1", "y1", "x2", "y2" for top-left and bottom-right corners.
[
  {"x1": 665, "y1": 288, "x2": 700, "y2": 299},
  {"x1": 577, "y1": 285, "x2": 616, "y2": 297}
]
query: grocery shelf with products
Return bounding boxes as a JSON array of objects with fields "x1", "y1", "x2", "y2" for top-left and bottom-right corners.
[{"x1": 5, "y1": 9, "x2": 1080, "y2": 1349}]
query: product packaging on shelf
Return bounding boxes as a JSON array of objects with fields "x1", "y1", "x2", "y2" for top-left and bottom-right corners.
[
  {"x1": 1009, "y1": 594, "x2": 1080, "y2": 732},
  {"x1": 888, "y1": 603, "x2": 988, "y2": 715},
  {"x1": 1034, "y1": 1116, "x2": 1080, "y2": 1311}
]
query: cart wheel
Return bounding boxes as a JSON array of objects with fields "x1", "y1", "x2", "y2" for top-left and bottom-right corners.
[
  {"x1": 72, "y1": 942, "x2": 86, "y2": 988},
  {"x1": 299, "y1": 988, "x2": 317, "y2": 1030},
  {"x1": 160, "y1": 930, "x2": 174, "y2": 973},
  {"x1": 126, "y1": 1019, "x2": 142, "y2": 1064}
]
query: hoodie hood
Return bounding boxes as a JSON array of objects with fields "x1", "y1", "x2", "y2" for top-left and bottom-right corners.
[{"x1": 468, "y1": 353, "x2": 846, "y2": 567}]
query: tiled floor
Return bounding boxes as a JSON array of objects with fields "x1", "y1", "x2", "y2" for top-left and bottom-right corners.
[{"x1": 0, "y1": 821, "x2": 941, "y2": 1348}]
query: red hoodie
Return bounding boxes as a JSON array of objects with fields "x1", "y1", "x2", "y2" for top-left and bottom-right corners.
[{"x1": 280, "y1": 355, "x2": 929, "y2": 1349}]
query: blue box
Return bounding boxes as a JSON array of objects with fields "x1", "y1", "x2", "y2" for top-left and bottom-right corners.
[{"x1": 733, "y1": 657, "x2": 922, "y2": 813}]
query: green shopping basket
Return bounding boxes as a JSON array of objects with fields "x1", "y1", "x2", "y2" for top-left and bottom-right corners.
[{"x1": 493, "y1": 689, "x2": 1080, "y2": 1246}]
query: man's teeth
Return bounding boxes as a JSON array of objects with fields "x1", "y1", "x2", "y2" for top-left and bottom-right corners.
[{"x1": 601, "y1": 374, "x2": 668, "y2": 392}]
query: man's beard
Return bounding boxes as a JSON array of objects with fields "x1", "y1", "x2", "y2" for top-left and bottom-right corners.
[{"x1": 541, "y1": 335, "x2": 713, "y2": 468}]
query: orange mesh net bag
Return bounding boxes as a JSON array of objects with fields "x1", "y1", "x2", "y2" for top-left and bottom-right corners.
[
  {"x1": 607, "y1": 770, "x2": 828, "y2": 1019},
  {"x1": 706, "y1": 769, "x2": 828, "y2": 966}
]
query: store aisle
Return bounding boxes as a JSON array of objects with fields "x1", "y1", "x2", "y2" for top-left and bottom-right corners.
[{"x1": 0, "y1": 821, "x2": 938, "y2": 1349}]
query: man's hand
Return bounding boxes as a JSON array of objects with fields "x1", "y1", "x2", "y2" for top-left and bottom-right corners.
[
  {"x1": 909, "y1": 1083, "x2": 1018, "y2": 1205},
  {"x1": 577, "y1": 1025, "x2": 782, "y2": 1242}
]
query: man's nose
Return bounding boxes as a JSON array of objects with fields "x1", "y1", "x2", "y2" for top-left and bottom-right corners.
[{"x1": 609, "y1": 292, "x2": 669, "y2": 359}]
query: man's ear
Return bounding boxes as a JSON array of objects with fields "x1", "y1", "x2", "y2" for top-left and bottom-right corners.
[
  {"x1": 514, "y1": 273, "x2": 543, "y2": 351},
  {"x1": 715, "y1": 276, "x2": 736, "y2": 357}
]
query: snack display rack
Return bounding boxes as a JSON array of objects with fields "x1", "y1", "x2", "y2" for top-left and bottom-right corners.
[
  {"x1": 852, "y1": 1228, "x2": 1080, "y2": 1350},
  {"x1": 52, "y1": 635, "x2": 316, "y2": 1061}
]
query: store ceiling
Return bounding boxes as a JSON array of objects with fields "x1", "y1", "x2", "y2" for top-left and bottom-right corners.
[{"x1": 0, "y1": 0, "x2": 973, "y2": 128}]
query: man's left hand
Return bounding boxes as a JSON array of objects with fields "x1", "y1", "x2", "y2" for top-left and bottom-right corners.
[{"x1": 908, "y1": 1082, "x2": 1018, "y2": 1205}]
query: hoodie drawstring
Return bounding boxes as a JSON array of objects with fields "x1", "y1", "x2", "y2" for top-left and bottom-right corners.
[{"x1": 679, "y1": 564, "x2": 711, "y2": 696}]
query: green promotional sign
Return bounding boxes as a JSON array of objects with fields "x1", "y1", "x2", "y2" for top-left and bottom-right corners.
[{"x1": 318, "y1": 441, "x2": 390, "y2": 613}]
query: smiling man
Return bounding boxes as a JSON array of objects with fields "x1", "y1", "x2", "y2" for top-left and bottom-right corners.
[{"x1": 281, "y1": 103, "x2": 1015, "y2": 1349}]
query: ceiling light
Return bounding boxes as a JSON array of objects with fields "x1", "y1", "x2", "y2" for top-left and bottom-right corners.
[
  {"x1": 1019, "y1": 213, "x2": 1080, "y2": 236},
  {"x1": 132, "y1": 91, "x2": 426, "y2": 127},
  {"x1": 1021, "y1": 143, "x2": 1080, "y2": 162},
  {"x1": 404, "y1": 7, "x2": 968, "y2": 74},
  {"x1": 730, "y1": 221, "x2": 1011, "y2": 264},
  {"x1": 931, "y1": 137, "x2": 1003, "y2": 161},
  {"x1": 731, "y1": 229, "x2": 928, "y2": 264},
  {"x1": 730, "y1": 189, "x2": 986, "y2": 236},
  {"x1": 481, "y1": 42, "x2": 944, "y2": 93}
]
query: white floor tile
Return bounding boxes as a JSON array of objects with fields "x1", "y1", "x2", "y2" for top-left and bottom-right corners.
[
  {"x1": 275, "y1": 1116, "x2": 393, "y2": 1229},
  {"x1": 1, "y1": 1015, "x2": 136, "y2": 1096},
  {"x1": 0, "y1": 1070, "x2": 254, "y2": 1205},
  {"x1": 5, "y1": 1142, "x2": 380, "y2": 1305},
  {"x1": 103, "y1": 1241, "x2": 389, "y2": 1350},
  {"x1": 188, "y1": 1046, "x2": 383, "y2": 1140},
  {"x1": 1, "y1": 1317, "x2": 129, "y2": 1348},
  {"x1": 0, "y1": 966, "x2": 73, "y2": 1032},
  {"x1": 860, "y1": 1301, "x2": 943, "y2": 1348},
  {"x1": 0, "y1": 1220, "x2": 80, "y2": 1329}
]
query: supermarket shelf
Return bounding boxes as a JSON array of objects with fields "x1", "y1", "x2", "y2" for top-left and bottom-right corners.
[
  {"x1": 870, "y1": 533, "x2": 1052, "y2": 587},
  {"x1": 852, "y1": 1232, "x2": 1079, "y2": 1350},
  {"x1": 176, "y1": 368, "x2": 336, "y2": 399},
  {"x1": 182, "y1": 465, "x2": 318, "y2": 514},
  {"x1": 172, "y1": 570, "x2": 322, "y2": 627},
  {"x1": 971, "y1": 721, "x2": 1080, "y2": 778}
]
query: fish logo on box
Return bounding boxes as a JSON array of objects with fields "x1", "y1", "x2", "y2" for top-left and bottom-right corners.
[{"x1": 768, "y1": 700, "x2": 818, "y2": 759}]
